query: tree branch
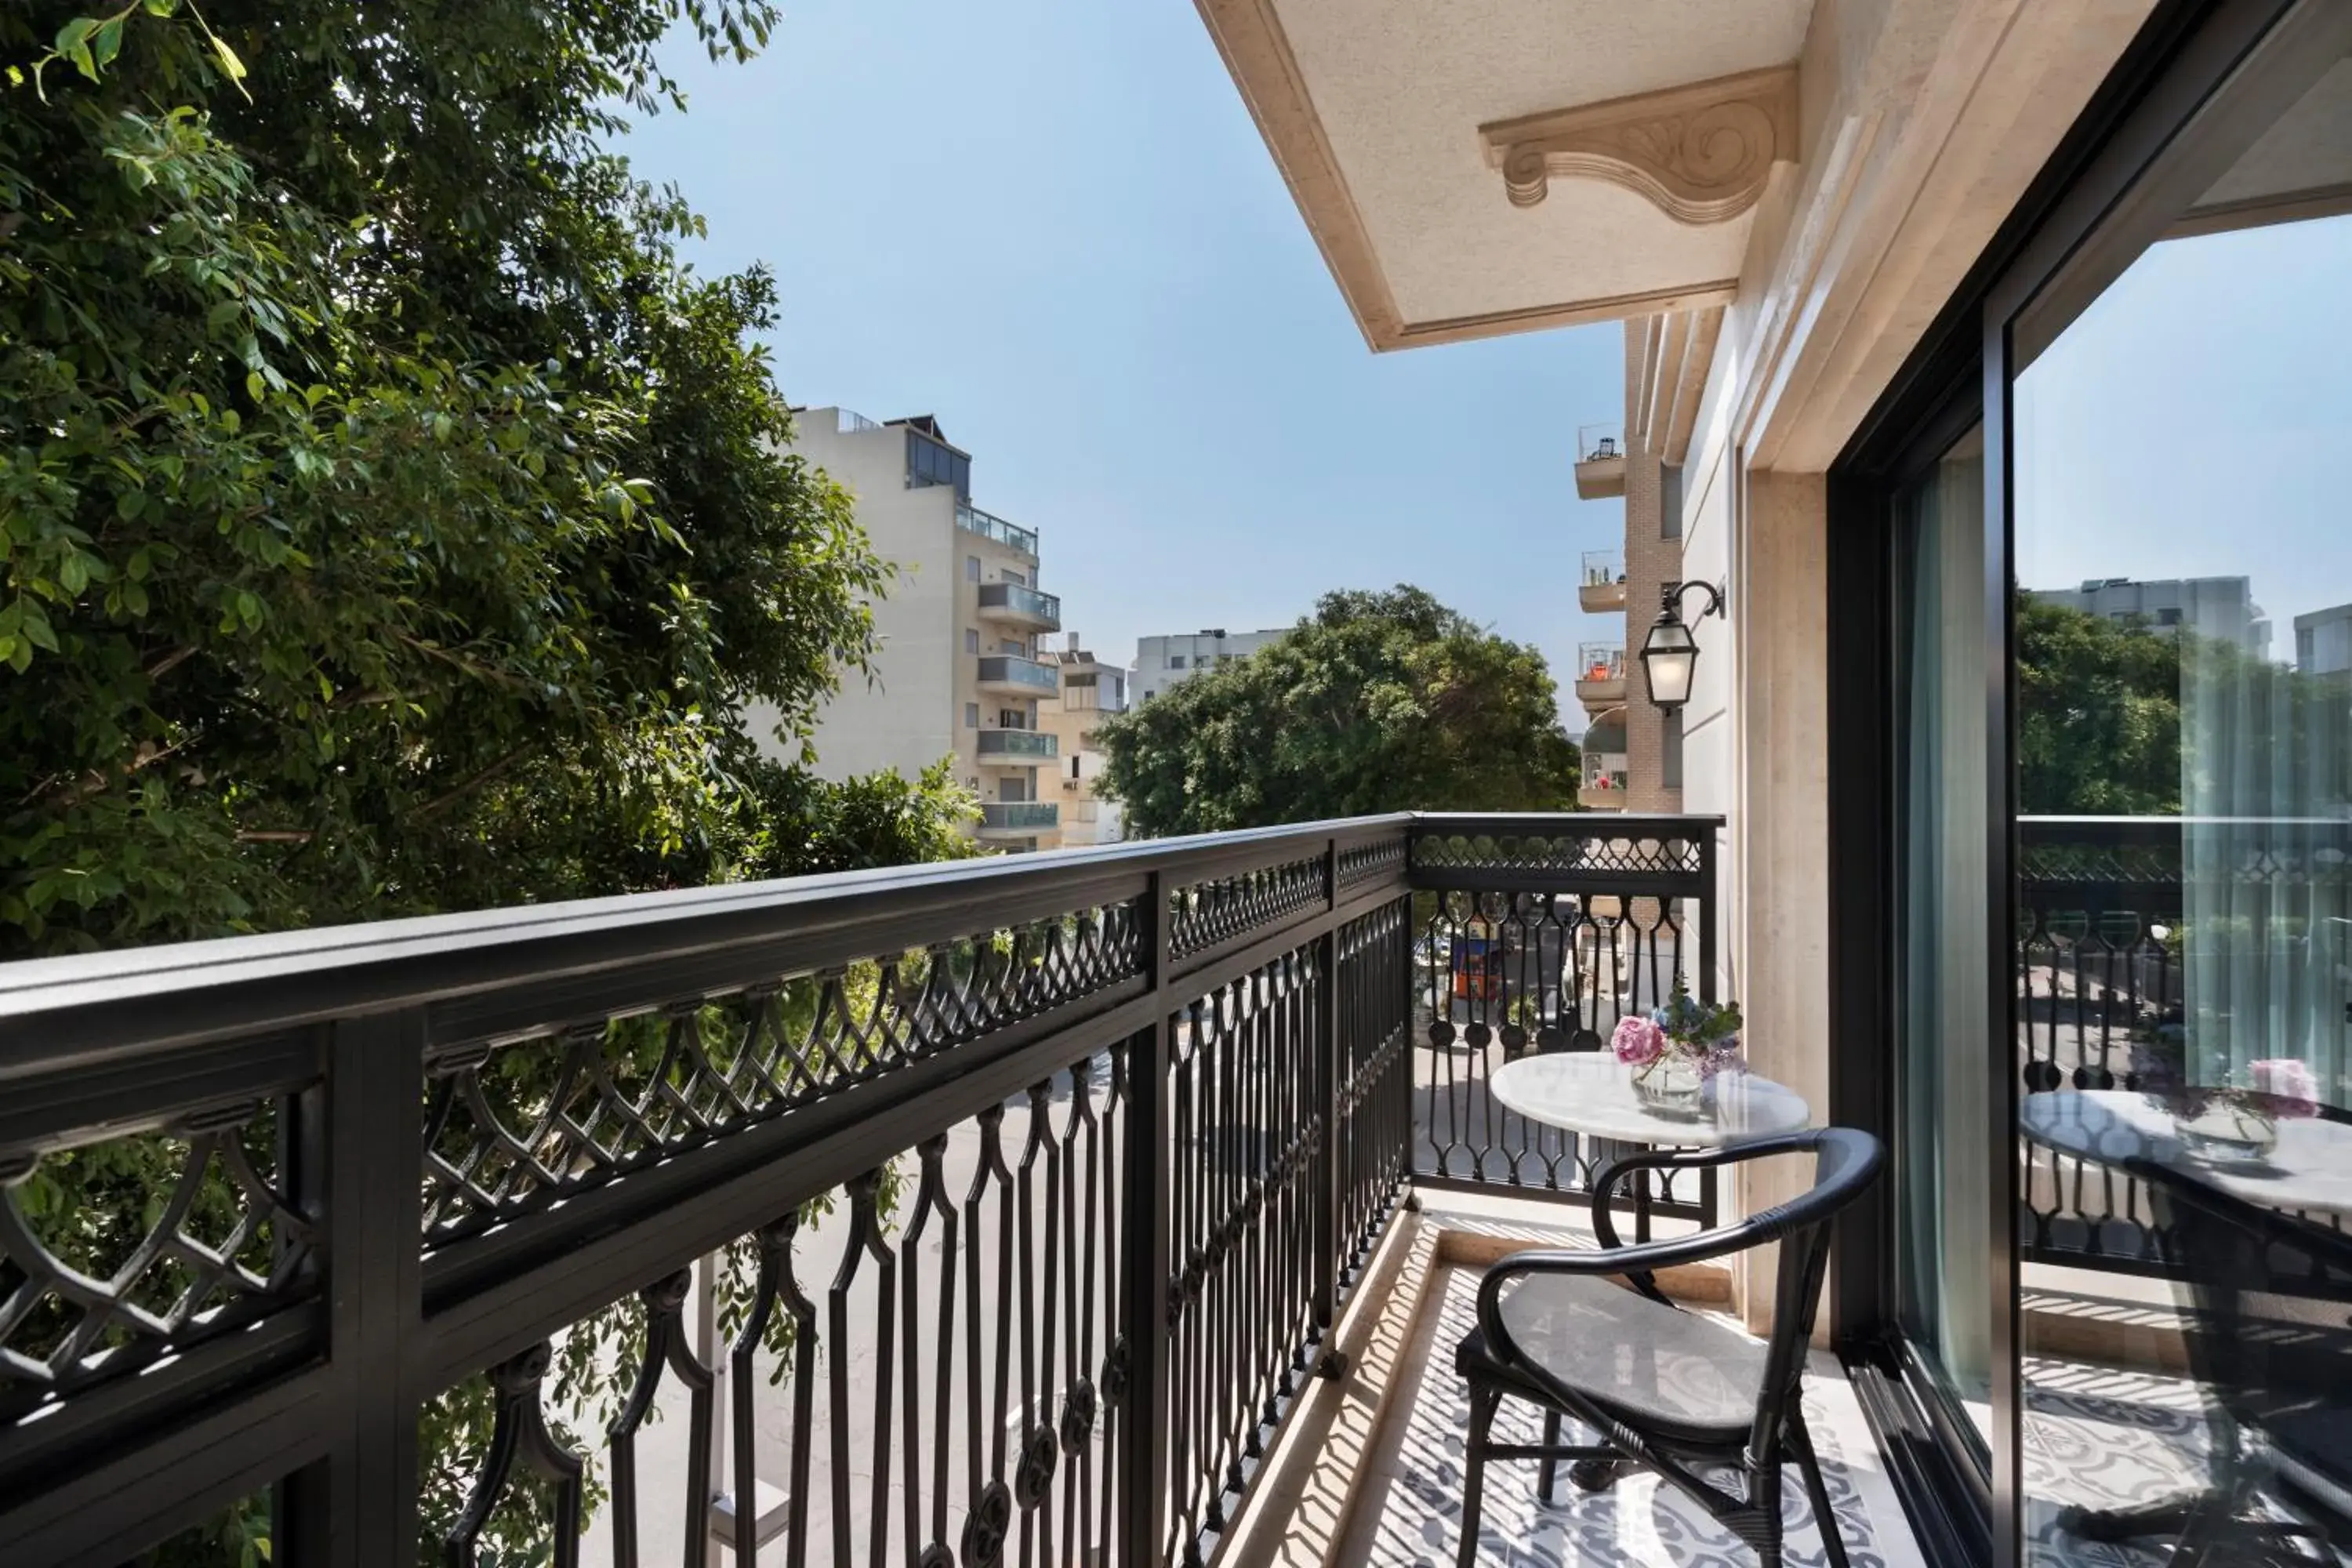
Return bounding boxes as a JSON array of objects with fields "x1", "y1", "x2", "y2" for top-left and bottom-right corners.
[{"x1": 414, "y1": 744, "x2": 535, "y2": 822}]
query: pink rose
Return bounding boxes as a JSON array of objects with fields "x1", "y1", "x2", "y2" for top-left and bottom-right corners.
[
  {"x1": 2251, "y1": 1058, "x2": 2321, "y2": 1117},
  {"x1": 1611, "y1": 1015, "x2": 1664, "y2": 1067}
]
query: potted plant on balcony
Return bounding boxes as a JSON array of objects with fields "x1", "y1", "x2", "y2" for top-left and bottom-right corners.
[{"x1": 1610, "y1": 983, "x2": 1745, "y2": 1121}]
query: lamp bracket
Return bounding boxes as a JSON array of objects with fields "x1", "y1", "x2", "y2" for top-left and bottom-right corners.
[{"x1": 1657, "y1": 579, "x2": 1726, "y2": 621}]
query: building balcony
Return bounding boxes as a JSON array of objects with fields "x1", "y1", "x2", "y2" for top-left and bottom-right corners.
[
  {"x1": 974, "y1": 654, "x2": 1059, "y2": 696},
  {"x1": 975, "y1": 581, "x2": 1062, "y2": 632},
  {"x1": 978, "y1": 800, "x2": 1058, "y2": 836},
  {"x1": 1580, "y1": 550, "x2": 1628, "y2": 613},
  {"x1": 1574, "y1": 423, "x2": 1626, "y2": 499},
  {"x1": 956, "y1": 499, "x2": 1038, "y2": 559},
  {"x1": 32, "y1": 811, "x2": 1922, "y2": 1568},
  {"x1": 975, "y1": 728, "x2": 1058, "y2": 764},
  {"x1": 1573, "y1": 643, "x2": 1627, "y2": 710},
  {"x1": 1580, "y1": 768, "x2": 1630, "y2": 811}
]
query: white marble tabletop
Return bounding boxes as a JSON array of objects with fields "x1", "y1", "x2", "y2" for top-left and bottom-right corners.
[
  {"x1": 2021, "y1": 1089, "x2": 2352, "y2": 1220},
  {"x1": 1489, "y1": 1052, "x2": 1813, "y2": 1147}
]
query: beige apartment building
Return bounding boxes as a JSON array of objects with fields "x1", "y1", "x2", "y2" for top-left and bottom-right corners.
[
  {"x1": 746, "y1": 408, "x2": 1064, "y2": 850},
  {"x1": 1040, "y1": 636, "x2": 1130, "y2": 848}
]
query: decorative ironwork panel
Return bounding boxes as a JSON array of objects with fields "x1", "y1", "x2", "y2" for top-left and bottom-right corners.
[
  {"x1": 421, "y1": 1049, "x2": 1130, "y2": 1567},
  {"x1": 1410, "y1": 824, "x2": 1706, "y2": 888},
  {"x1": 0, "y1": 1102, "x2": 315, "y2": 1423},
  {"x1": 1168, "y1": 857, "x2": 1326, "y2": 962},
  {"x1": 1412, "y1": 886, "x2": 1711, "y2": 1216},
  {"x1": 1336, "y1": 836, "x2": 1407, "y2": 891},
  {"x1": 421, "y1": 905, "x2": 1141, "y2": 1249},
  {"x1": 1163, "y1": 946, "x2": 1322, "y2": 1565},
  {"x1": 1334, "y1": 897, "x2": 1414, "y2": 1307}
]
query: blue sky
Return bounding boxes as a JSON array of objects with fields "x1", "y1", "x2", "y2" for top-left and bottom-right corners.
[
  {"x1": 618, "y1": 0, "x2": 1624, "y2": 727},
  {"x1": 2016, "y1": 215, "x2": 2352, "y2": 646}
]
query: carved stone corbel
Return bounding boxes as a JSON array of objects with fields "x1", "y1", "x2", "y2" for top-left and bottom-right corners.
[{"x1": 1479, "y1": 66, "x2": 1797, "y2": 224}]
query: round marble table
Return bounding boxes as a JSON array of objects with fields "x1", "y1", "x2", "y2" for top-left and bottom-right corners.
[
  {"x1": 1490, "y1": 1052, "x2": 1814, "y2": 1148},
  {"x1": 1489, "y1": 1054, "x2": 1813, "y2": 1243},
  {"x1": 2020, "y1": 1089, "x2": 2352, "y2": 1221}
]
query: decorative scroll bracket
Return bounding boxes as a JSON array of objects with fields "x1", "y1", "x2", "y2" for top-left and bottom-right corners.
[{"x1": 1479, "y1": 65, "x2": 1797, "y2": 223}]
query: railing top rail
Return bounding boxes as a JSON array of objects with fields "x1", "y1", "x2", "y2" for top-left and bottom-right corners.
[{"x1": 0, "y1": 814, "x2": 1408, "y2": 1062}]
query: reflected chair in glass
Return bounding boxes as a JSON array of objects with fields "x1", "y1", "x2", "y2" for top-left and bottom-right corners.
[
  {"x1": 2059, "y1": 1156, "x2": 2352, "y2": 1565},
  {"x1": 1453, "y1": 1127, "x2": 1884, "y2": 1568}
]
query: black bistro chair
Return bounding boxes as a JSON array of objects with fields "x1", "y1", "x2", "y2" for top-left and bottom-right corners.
[
  {"x1": 2057, "y1": 1156, "x2": 2352, "y2": 1564},
  {"x1": 1454, "y1": 1127, "x2": 1883, "y2": 1568}
]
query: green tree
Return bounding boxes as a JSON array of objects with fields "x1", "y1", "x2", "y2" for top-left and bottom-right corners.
[
  {"x1": 4, "y1": 5, "x2": 979, "y2": 1562},
  {"x1": 1097, "y1": 586, "x2": 1582, "y2": 835},
  {"x1": 2, "y1": 0, "x2": 973, "y2": 954},
  {"x1": 2015, "y1": 596, "x2": 2183, "y2": 815}
]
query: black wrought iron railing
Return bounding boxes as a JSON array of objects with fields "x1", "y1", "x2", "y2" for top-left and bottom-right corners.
[
  {"x1": 0, "y1": 811, "x2": 1720, "y2": 1567},
  {"x1": 2016, "y1": 815, "x2": 2352, "y2": 1272}
]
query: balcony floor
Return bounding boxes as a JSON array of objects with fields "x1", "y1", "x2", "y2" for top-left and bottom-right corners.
[{"x1": 1333, "y1": 1265, "x2": 1903, "y2": 1567}]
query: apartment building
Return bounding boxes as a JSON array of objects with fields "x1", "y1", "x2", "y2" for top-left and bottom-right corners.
[
  {"x1": 1040, "y1": 636, "x2": 1128, "y2": 847},
  {"x1": 2299, "y1": 601, "x2": 2352, "y2": 676},
  {"x1": 745, "y1": 408, "x2": 1062, "y2": 850},
  {"x1": 1130, "y1": 626, "x2": 1285, "y2": 703},
  {"x1": 2025, "y1": 574, "x2": 2272, "y2": 655}
]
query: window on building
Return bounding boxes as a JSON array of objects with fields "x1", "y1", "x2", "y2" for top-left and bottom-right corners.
[
  {"x1": 1142, "y1": 691, "x2": 1153, "y2": 702},
  {"x1": 1169, "y1": 655, "x2": 1186, "y2": 670},
  {"x1": 1000, "y1": 639, "x2": 1024, "y2": 656},
  {"x1": 1662, "y1": 463, "x2": 1684, "y2": 540},
  {"x1": 964, "y1": 702, "x2": 979, "y2": 729},
  {"x1": 1066, "y1": 670, "x2": 1096, "y2": 688},
  {"x1": 1003, "y1": 570, "x2": 1025, "y2": 586},
  {"x1": 965, "y1": 556, "x2": 981, "y2": 582},
  {"x1": 1661, "y1": 709, "x2": 1683, "y2": 790},
  {"x1": 964, "y1": 628, "x2": 980, "y2": 655},
  {"x1": 1071, "y1": 756, "x2": 1082, "y2": 781},
  {"x1": 999, "y1": 709, "x2": 1024, "y2": 729},
  {"x1": 905, "y1": 430, "x2": 971, "y2": 500}
]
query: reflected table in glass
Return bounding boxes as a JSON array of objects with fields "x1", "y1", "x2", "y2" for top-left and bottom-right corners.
[{"x1": 2021, "y1": 1089, "x2": 2352, "y2": 1221}]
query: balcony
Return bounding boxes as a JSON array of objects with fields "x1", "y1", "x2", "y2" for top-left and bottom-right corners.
[
  {"x1": 1573, "y1": 642, "x2": 1626, "y2": 709},
  {"x1": 1580, "y1": 768, "x2": 1630, "y2": 811},
  {"x1": 976, "y1": 581, "x2": 1062, "y2": 632},
  {"x1": 975, "y1": 728, "x2": 1059, "y2": 763},
  {"x1": 0, "y1": 812, "x2": 1944, "y2": 1568},
  {"x1": 975, "y1": 653, "x2": 1059, "y2": 696},
  {"x1": 1574, "y1": 423, "x2": 1626, "y2": 499},
  {"x1": 956, "y1": 499, "x2": 1038, "y2": 559},
  {"x1": 977, "y1": 800, "x2": 1059, "y2": 837},
  {"x1": 1580, "y1": 550, "x2": 1628, "y2": 613}
]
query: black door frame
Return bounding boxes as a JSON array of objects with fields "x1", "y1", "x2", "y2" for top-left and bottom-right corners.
[{"x1": 1822, "y1": 3, "x2": 2324, "y2": 1565}]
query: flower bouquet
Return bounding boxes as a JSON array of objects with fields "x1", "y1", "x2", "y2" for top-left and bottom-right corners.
[
  {"x1": 1610, "y1": 984, "x2": 1745, "y2": 1122},
  {"x1": 2132, "y1": 1020, "x2": 2318, "y2": 1167}
]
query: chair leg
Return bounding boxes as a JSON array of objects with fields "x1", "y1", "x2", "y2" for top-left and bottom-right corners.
[
  {"x1": 1749, "y1": 1454, "x2": 1784, "y2": 1568},
  {"x1": 1788, "y1": 1414, "x2": 1850, "y2": 1568},
  {"x1": 1537, "y1": 1408, "x2": 1563, "y2": 1505},
  {"x1": 1457, "y1": 1382, "x2": 1502, "y2": 1568}
]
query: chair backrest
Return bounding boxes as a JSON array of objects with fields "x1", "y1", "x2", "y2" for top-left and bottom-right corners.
[{"x1": 1737, "y1": 1127, "x2": 1884, "y2": 1456}]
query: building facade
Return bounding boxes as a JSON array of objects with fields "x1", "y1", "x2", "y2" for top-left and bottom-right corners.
[
  {"x1": 746, "y1": 408, "x2": 1063, "y2": 850},
  {"x1": 1200, "y1": 2, "x2": 2352, "y2": 1563},
  {"x1": 2025, "y1": 574, "x2": 2272, "y2": 655},
  {"x1": 1039, "y1": 636, "x2": 1129, "y2": 848},
  {"x1": 1130, "y1": 627, "x2": 1285, "y2": 704}
]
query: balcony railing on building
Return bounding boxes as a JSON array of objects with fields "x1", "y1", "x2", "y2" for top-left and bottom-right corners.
[
  {"x1": 1574, "y1": 422, "x2": 1626, "y2": 500},
  {"x1": 1573, "y1": 641, "x2": 1627, "y2": 709},
  {"x1": 1579, "y1": 768, "x2": 1631, "y2": 811},
  {"x1": 975, "y1": 654, "x2": 1060, "y2": 696},
  {"x1": 977, "y1": 800, "x2": 1060, "y2": 835},
  {"x1": 1580, "y1": 550, "x2": 1628, "y2": 613},
  {"x1": 977, "y1": 581, "x2": 1062, "y2": 632},
  {"x1": 0, "y1": 811, "x2": 1726, "y2": 1567},
  {"x1": 976, "y1": 728, "x2": 1060, "y2": 762},
  {"x1": 956, "y1": 500, "x2": 1039, "y2": 559}
]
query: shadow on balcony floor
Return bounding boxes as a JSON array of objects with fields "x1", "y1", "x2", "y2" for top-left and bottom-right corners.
[{"x1": 1339, "y1": 1264, "x2": 1916, "y2": 1567}]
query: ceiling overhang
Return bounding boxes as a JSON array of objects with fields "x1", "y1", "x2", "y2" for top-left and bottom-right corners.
[{"x1": 1193, "y1": 0, "x2": 1810, "y2": 350}]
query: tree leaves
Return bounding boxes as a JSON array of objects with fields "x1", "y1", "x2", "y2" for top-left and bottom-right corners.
[{"x1": 1095, "y1": 586, "x2": 1584, "y2": 835}]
